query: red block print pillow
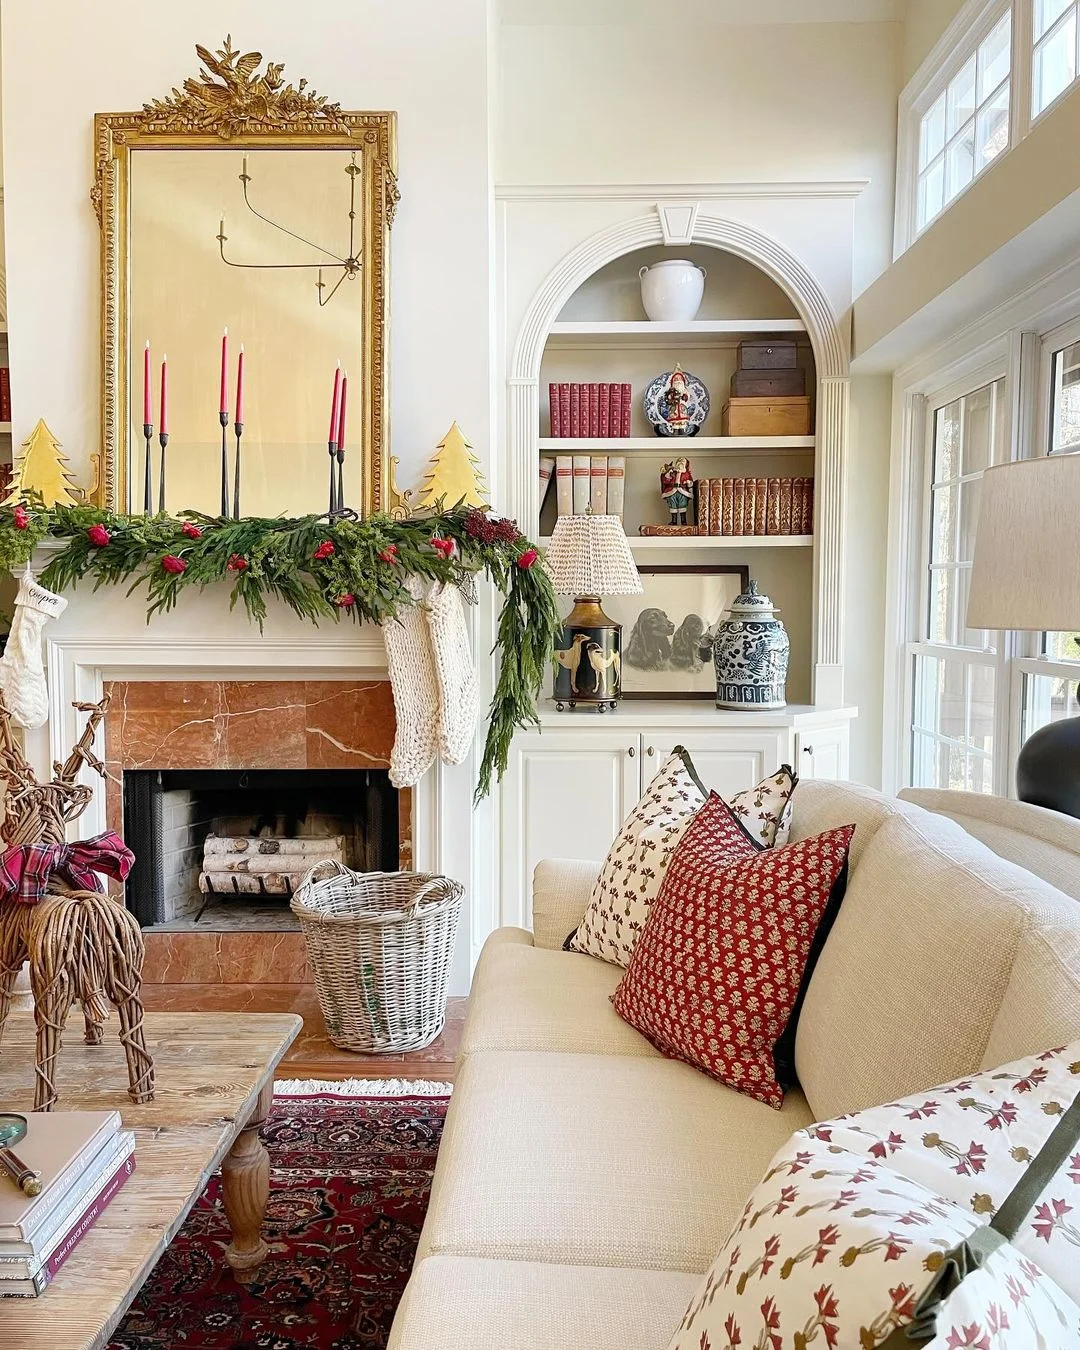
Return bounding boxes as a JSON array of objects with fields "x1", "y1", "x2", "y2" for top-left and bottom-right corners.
[{"x1": 613, "y1": 794, "x2": 854, "y2": 1109}]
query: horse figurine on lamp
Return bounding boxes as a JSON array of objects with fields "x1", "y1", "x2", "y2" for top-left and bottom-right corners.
[{"x1": 0, "y1": 693, "x2": 155, "y2": 1111}]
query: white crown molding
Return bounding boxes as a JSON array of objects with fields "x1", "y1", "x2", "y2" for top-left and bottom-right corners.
[{"x1": 496, "y1": 180, "x2": 869, "y2": 203}]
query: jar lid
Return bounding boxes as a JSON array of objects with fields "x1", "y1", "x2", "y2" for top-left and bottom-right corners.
[
  {"x1": 645, "y1": 258, "x2": 696, "y2": 268},
  {"x1": 727, "y1": 580, "x2": 780, "y2": 616}
]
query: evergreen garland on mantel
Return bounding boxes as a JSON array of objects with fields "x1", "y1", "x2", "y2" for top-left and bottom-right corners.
[{"x1": 0, "y1": 501, "x2": 559, "y2": 801}]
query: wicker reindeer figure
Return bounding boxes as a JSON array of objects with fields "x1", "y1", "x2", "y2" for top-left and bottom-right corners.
[{"x1": 0, "y1": 693, "x2": 155, "y2": 1111}]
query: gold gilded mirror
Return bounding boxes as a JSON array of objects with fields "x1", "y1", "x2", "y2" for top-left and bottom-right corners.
[{"x1": 93, "y1": 38, "x2": 397, "y2": 515}]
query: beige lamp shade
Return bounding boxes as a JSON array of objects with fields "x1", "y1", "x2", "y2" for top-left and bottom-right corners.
[
  {"x1": 544, "y1": 514, "x2": 643, "y2": 597},
  {"x1": 967, "y1": 454, "x2": 1080, "y2": 631}
]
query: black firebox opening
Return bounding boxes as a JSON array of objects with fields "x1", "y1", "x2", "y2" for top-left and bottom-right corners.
[{"x1": 121, "y1": 767, "x2": 398, "y2": 930}]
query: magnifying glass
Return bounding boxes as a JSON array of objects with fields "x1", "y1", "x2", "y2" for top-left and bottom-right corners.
[{"x1": 0, "y1": 1114, "x2": 42, "y2": 1196}]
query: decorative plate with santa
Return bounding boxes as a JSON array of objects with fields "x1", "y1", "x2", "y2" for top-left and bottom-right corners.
[{"x1": 643, "y1": 364, "x2": 709, "y2": 437}]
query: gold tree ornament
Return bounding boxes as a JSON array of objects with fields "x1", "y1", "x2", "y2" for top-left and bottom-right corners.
[
  {"x1": 3, "y1": 420, "x2": 82, "y2": 508},
  {"x1": 415, "y1": 423, "x2": 489, "y2": 513}
]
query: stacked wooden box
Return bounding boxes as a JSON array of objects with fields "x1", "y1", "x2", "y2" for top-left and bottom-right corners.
[{"x1": 722, "y1": 339, "x2": 811, "y2": 436}]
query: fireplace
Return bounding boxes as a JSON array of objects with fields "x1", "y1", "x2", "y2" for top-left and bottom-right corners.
[
  {"x1": 122, "y1": 767, "x2": 399, "y2": 930},
  {"x1": 102, "y1": 678, "x2": 411, "y2": 935}
]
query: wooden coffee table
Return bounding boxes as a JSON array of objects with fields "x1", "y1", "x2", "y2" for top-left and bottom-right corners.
[{"x1": 0, "y1": 1010, "x2": 301, "y2": 1349}]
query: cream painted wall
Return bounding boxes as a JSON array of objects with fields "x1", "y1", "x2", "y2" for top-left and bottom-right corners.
[
  {"x1": 0, "y1": 0, "x2": 494, "y2": 995},
  {"x1": 497, "y1": 17, "x2": 902, "y2": 294},
  {"x1": 901, "y1": 0, "x2": 971, "y2": 84},
  {"x1": 0, "y1": 1, "x2": 494, "y2": 500}
]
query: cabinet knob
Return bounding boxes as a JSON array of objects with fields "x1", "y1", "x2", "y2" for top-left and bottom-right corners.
[
  {"x1": 627, "y1": 745, "x2": 636, "y2": 758},
  {"x1": 802, "y1": 745, "x2": 814, "y2": 756},
  {"x1": 646, "y1": 745, "x2": 655, "y2": 757}
]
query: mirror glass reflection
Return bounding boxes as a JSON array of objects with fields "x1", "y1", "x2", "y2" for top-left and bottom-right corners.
[{"x1": 127, "y1": 148, "x2": 364, "y2": 517}]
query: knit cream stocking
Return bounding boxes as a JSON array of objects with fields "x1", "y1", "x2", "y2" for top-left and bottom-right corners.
[
  {"x1": 384, "y1": 576, "x2": 439, "y2": 789},
  {"x1": 0, "y1": 571, "x2": 68, "y2": 729},
  {"x1": 428, "y1": 582, "x2": 479, "y2": 766}
]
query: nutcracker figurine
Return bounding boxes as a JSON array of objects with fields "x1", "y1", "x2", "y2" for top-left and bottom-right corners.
[{"x1": 660, "y1": 457, "x2": 694, "y2": 526}]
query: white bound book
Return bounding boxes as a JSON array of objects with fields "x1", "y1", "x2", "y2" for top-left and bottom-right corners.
[{"x1": 607, "y1": 455, "x2": 626, "y2": 518}]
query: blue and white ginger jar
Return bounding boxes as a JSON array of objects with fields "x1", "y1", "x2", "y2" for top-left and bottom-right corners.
[{"x1": 709, "y1": 581, "x2": 789, "y2": 710}]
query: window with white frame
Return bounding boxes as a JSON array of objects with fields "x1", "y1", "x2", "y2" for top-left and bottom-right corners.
[
  {"x1": 915, "y1": 11, "x2": 1012, "y2": 234},
  {"x1": 1033, "y1": 0, "x2": 1080, "y2": 118},
  {"x1": 908, "y1": 379, "x2": 1006, "y2": 793}
]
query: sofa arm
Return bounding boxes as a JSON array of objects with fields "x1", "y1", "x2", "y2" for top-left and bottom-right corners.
[{"x1": 531, "y1": 858, "x2": 602, "y2": 950}]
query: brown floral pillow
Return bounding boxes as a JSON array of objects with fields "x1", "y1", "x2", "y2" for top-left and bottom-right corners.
[{"x1": 565, "y1": 747, "x2": 797, "y2": 967}]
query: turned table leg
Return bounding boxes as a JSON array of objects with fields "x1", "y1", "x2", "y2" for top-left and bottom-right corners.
[{"x1": 222, "y1": 1080, "x2": 274, "y2": 1282}]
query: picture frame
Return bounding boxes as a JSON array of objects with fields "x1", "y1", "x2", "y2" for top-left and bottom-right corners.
[{"x1": 603, "y1": 564, "x2": 749, "y2": 699}]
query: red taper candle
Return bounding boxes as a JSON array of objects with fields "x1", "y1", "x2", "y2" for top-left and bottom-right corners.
[
  {"x1": 328, "y1": 362, "x2": 342, "y2": 444},
  {"x1": 235, "y1": 345, "x2": 245, "y2": 425},
  {"x1": 337, "y1": 373, "x2": 348, "y2": 455},
  {"x1": 159, "y1": 354, "x2": 168, "y2": 435},
  {"x1": 143, "y1": 340, "x2": 152, "y2": 426},
  {"x1": 219, "y1": 327, "x2": 229, "y2": 416}
]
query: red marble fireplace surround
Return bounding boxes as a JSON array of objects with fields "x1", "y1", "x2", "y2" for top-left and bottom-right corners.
[{"x1": 103, "y1": 679, "x2": 409, "y2": 985}]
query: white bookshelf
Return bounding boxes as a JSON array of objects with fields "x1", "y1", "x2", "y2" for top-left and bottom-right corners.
[
  {"x1": 539, "y1": 435, "x2": 815, "y2": 453},
  {"x1": 540, "y1": 533, "x2": 813, "y2": 554},
  {"x1": 546, "y1": 318, "x2": 807, "y2": 348}
]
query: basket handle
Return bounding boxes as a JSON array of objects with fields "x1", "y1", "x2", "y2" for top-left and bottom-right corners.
[
  {"x1": 299, "y1": 857, "x2": 352, "y2": 888},
  {"x1": 405, "y1": 876, "x2": 450, "y2": 916}
]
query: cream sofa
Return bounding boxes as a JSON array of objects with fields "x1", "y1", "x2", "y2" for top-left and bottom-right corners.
[{"x1": 389, "y1": 781, "x2": 1080, "y2": 1350}]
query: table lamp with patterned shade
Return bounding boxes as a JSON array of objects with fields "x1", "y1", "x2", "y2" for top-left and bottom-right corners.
[
  {"x1": 545, "y1": 514, "x2": 643, "y2": 711},
  {"x1": 968, "y1": 452, "x2": 1080, "y2": 817}
]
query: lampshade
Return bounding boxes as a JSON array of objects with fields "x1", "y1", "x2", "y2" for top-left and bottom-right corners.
[
  {"x1": 544, "y1": 514, "x2": 643, "y2": 597},
  {"x1": 967, "y1": 454, "x2": 1080, "y2": 631}
]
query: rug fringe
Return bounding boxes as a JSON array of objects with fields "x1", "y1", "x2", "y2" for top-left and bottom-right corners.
[{"x1": 275, "y1": 1076, "x2": 453, "y2": 1097}]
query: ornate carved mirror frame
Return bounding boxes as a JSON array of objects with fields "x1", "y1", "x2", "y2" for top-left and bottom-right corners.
[{"x1": 93, "y1": 37, "x2": 397, "y2": 514}]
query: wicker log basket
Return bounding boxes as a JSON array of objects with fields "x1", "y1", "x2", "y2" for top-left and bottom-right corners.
[{"x1": 291, "y1": 861, "x2": 463, "y2": 1053}]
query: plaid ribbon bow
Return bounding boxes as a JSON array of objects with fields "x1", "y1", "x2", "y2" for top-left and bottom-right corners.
[{"x1": 0, "y1": 832, "x2": 135, "y2": 905}]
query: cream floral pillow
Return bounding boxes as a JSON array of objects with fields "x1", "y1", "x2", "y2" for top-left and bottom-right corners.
[
  {"x1": 667, "y1": 1043, "x2": 1080, "y2": 1350},
  {"x1": 565, "y1": 748, "x2": 798, "y2": 967}
]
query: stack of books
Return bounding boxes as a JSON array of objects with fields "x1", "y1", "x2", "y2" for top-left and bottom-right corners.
[
  {"x1": 696, "y1": 476, "x2": 813, "y2": 536},
  {"x1": 0, "y1": 369, "x2": 10, "y2": 423},
  {"x1": 539, "y1": 454, "x2": 626, "y2": 519},
  {"x1": 548, "y1": 383, "x2": 632, "y2": 438},
  {"x1": 0, "y1": 1110, "x2": 136, "y2": 1297}
]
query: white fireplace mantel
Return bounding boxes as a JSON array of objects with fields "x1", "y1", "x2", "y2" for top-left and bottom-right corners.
[{"x1": 20, "y1": 551, "x2": 485, "y2": 995}]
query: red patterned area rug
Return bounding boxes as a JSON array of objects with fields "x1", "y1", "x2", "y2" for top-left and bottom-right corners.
[{"x1": 107, "y1": 1082, "x2": 450, "y2": 1350}]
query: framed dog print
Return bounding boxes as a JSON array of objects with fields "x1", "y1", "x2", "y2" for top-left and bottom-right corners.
[{"x1": 603, "y1": 564, "x2": 749, "y2": 698}]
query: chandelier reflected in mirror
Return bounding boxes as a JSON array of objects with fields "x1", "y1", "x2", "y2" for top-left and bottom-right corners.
[{"x1": 215, "y1": 151, "x2": 362, "y2": 306}]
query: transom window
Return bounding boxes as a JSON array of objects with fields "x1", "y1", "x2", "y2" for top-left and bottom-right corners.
[
  {"x1": 916, "y1": 12, "x2": 1011, "y2": 234},
  {"x1": 1033, "y1": 0, "x2": 1080, "y2": 118}
]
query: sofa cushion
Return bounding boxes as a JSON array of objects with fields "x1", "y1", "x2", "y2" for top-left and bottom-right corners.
[
  {"x1": 982, "y1": 911, "x2": 1080, "y2": 1068},
  {"x1": 388, "y1": 1256, "x2": 699, "y2": 1350},
  {"x1": 462, "y1": 939, "x2": 660, "y2": 1060},
  {"x1": 787, "y1": 776, "x2": 916, "y2": 870},
  {"x1": 794, "y1": 809, "x2": 1078, "y2": 1120},
  {"x1": 416, "y1": 1049, "x2": 814, "y2": 1274},
  {"x1": 612, "y1": 799, "x2": 853, "y2": 1108}
]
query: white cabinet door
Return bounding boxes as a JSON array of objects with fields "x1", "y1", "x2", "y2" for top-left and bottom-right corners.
[
  {"x1": 795, "y1": 724, "x2": 850, "y2": 781},
  {"x1": 500, "y1": 729, "x2": 641, "y2": 929},
  {"x1": 647, "y1": 729, "x2": 789, "y2": 798}
]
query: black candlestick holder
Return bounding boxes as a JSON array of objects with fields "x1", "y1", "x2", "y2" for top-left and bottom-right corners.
[
  {"x1": 157, "y1": 431, "x2": 169, "y2": 515},
  {"x1": 143, "y1": 423, "x2": 154, "y2": 514},
  {"x1": 327, "y1": 440, "x2": 338, "y2": 516},
  {"x1": 232, "y1": 422, "x2": 243, "y2": 520},
  {"x1": 219, "y1": 411, "x2": 230, "y2": 518},
  {"x1": 335, "y1": 449, "x2": 345, "y2": 514}
]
